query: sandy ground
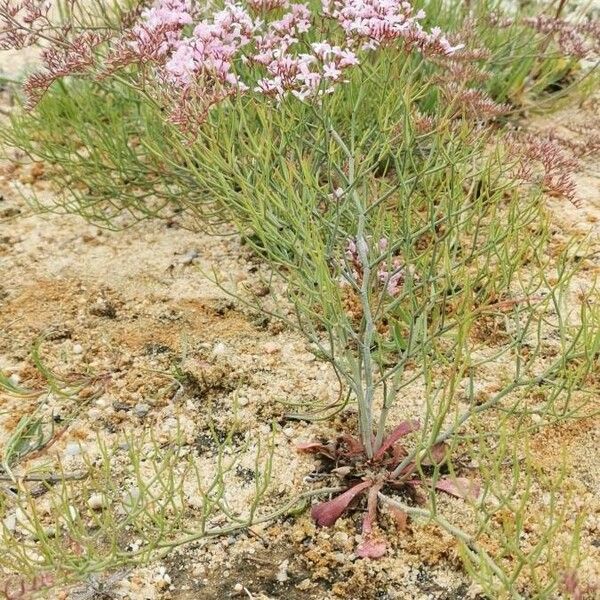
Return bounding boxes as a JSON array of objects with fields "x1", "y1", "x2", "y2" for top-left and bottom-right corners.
[{"x1": 1, "y1": 45, "x2": 600, "y2": 600}]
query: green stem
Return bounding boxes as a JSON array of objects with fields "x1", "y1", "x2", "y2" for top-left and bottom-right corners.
[{"x1": 329, "y1": 126, "x2": 376, "y2": 458}]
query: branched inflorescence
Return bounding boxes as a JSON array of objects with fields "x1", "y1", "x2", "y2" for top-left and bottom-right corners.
[
  {"x1": 23, "y1": 31, "x2": 106, "y2": 107},
  {"x1": 512, "y1": 133, "x2": 580, "y2": 205},
  {"x1": 0, "y1": 0, "x2": 51, "y2": 50},
  {"x1": 1, "y1": 0, "x2": 463, "y2": 129},
  {"x1": 523, "y1": 15, "x2": 600, "y2": 60},
  {"x1": 344, "y1": 237, "x2": 410, "y2": 297}
]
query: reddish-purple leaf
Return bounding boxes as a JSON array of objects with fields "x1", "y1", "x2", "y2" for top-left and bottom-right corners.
[
  {"x1": 362, "y1": 482, "x2": 383, "y2": 535},
  {"x1": 311, "y1": 480, "x2": 372, "y2": 527},
  {"x1": 373, "y1": 420, "x2": 420, "y2": 461},
  {"x1": 356, "y1": 483, "x2": 387, "y2": 559},
  {"x1": 389, "y1": 506, "x2": 408, "y2": 531},
  {"x1": 421, "y1": 442, "x2": 449, "y2": 466},
  {"x1": 338, "y1": 434, "x2": 364, "y2": 457},
  {"x1": 405, "y1": 478, "x2": 421, "y2": 488},
  {"x1": 435, "y1": 477, "x2": 480, "y2": 501},
  {"x1": 356, "y1": 538, "x2": 387, "y2": 559},
  {"x1": 296, "y1": 441, "x2": 336, "y2": 460}
]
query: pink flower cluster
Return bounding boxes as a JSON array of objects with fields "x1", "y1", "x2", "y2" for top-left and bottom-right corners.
[
  {"x1": 2, "y1": 0, "x2": 462, "y2": 125},
  {"x1": 107, "y1": 0, "x2": 194, "y2": 67},
  {"x1": 512, "y1": 134, "x2": 579, "y2": 205},
  {"x1": 376, "y1": 237, "x2": 407, "y2": 296},
  {"x1": 489, "y1": 12, "x2": 600, "y2": 60},
  {"x1": 165, "y1": 2, "x2": 255, "y2": 89},
  {"x1": 142, "y1": 0, "x2": 193, "y2": 29},
  {"x1": 126, "y1": 0, "x2": 461, "y2": 122},
  {"x1": 156, "y1": 1, "x2": 362, "y2": 103},
  {"x1": 24, "y1": 30, "x2": 105, "y2": 107},
  {"x1": 524, "y1": 15, "x2": 600, "y2": 60},
  {"x1": 252, "y1": 4, "x2": 351, "y2": 100},
  {"x1": 323, "y1": 0, "x2": 463, "y2": 54}
]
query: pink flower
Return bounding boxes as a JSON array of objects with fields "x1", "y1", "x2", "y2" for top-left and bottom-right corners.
[
  {"x1": 325, "y1": 0, "x2": 459, "y2": 57},
  {"x1": 338, "y1": 48, "x2": 359, "y2": 66},
  {"x1": 142, "y1": 0, "x2": 193, "y2": 29},
  {"x1": 323, "y1": 62, "x2": 342, "y2": 79},
  {"x1": 165, "y1": 42, "x2": 196, "y2": 84}
]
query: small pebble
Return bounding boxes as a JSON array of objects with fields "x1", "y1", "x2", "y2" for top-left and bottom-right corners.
[
  {"x1": 96, "y1": 396, "x2": 111, "y2": 408},
  {"x1": 65, "y1": 442, "x2": 81, "y2": 456},
  {"x1": 3, "y1": 513, "x2": 16, "y2": 532},
  {"x1": 233, "y1": 583, "x2": 244, "y2": 593},
  {"x1": 296, "y1": 578, "x2": 312, "y2": 590},
  {"x1": 181, "y1": 249, "x2": 199, "y2": 265},
  {"x1": 276, "y1": 559, "x2": 289, "y2": 583},
  {"x1": 87, "y1": 493, "x2": 105, "y2": 511},
  {"x1": 332, "y1": 531, "x2": 350, "y2": 550},
  {"x1": 41, "y1": 525, "x2": 57, "y2": 538},
  {"x1": 72, "y1": 343, "x2": 83, "y2": 355},
  {"x1": 87, "y1": 408, "x2": 102, "y2": 420},
  {"x1": 191, "y1": 565, "x2": 205, "y2": 578},
  {"x1": 263, "y1": 342, "x2": 280, "y2": 354},
  {"x1": 89, "y1": 298, "x2": 117, "y2": 318},
  {"x1": 212, "y1": 342, "x2": 227, "y2": 357},
  {"x1": 154, "y1": 567, "x2": 171, "y2": 589},
  {"x1": 133, "y1": 402, "x2": 151, "y2": 418}
]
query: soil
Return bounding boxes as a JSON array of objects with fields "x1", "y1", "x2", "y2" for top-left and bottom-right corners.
[{"x1": 1, "y1": 45, "x2": 599, "y2": 600}]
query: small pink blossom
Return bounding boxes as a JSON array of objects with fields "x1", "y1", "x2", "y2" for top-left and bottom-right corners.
[{"x1": 323, "y1": 62, "x2": 342, "y2": 79}]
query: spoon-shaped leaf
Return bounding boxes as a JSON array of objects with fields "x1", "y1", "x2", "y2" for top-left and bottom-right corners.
[{"x1": 311, "y1": 480, "x2": 372, "y2": 527}]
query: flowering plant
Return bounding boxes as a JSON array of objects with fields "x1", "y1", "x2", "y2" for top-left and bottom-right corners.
[{"x1": 1, "y1": 0, "x2": 599, "y2": 586}]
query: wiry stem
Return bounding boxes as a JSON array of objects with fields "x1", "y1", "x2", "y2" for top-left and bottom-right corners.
[
  {"x1": 390, "y1": 341, "x2": 590, "y2": 479},
  {"x1": 374, "y1": 367, "x2": 403, "y2": 451},
  {"x1": 329, "y1": 126, "x2": 376, "y2": 458}
]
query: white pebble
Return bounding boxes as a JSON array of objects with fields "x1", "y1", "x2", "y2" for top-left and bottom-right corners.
[
  {"x1": 263, "y1": 342, "x2": 280, "y2": 354},
  {"x1": 3, "y1": 513, "x2": 16, "y2": 532},
  {"x1": 154, "y1": 567, "x2": 171, "y2": 589},
  {"x1": 87, "y1": 493, "x2": 105, "y2": 510},
  {"x1": 133, "y1": 403, "x2": 151, "y2": 417},
  {"x1": 72, "y1": 343, "x2": 83, "y2": 355},
  {"x1": 65, "y1": 442, "x2": 81, "y2": 456},
  {"x1": 87, "y1": 408, "x2": 102, "y2": 420},
  {"x1": 276, "y1": 560, "x2": 289, "y2": 583},
  {"x1": 212, "y1": 342, "x2": 228, "y2": 357},
  {"x1": 42, "y1": 525, "x2": 57, "y2": 538}
]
